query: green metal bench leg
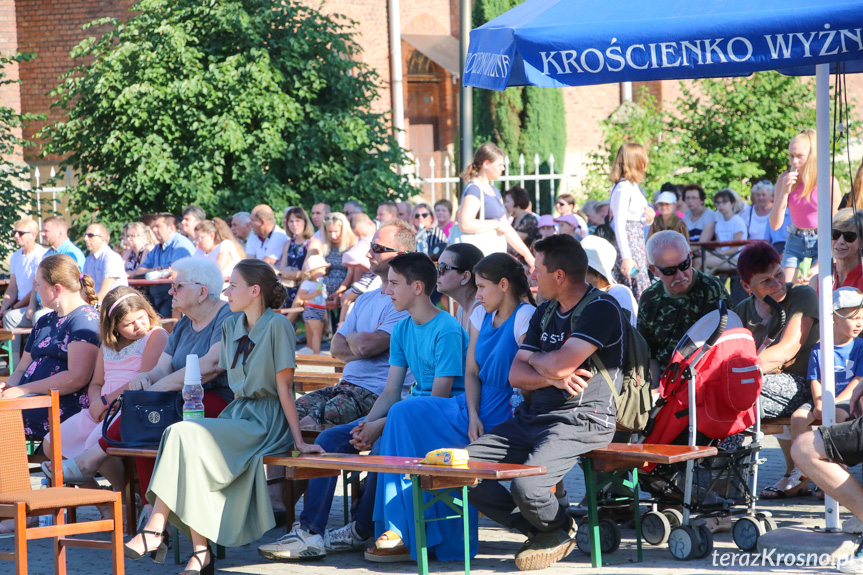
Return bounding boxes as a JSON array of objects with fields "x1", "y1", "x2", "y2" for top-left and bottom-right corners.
[
  {"x1": 411, "y1": 475, "x2": 429, "y2": 575},
  {"x1": 632, "y1": 467, "x2": 642, "y2": 562},
  {"x1": 462, "y1": 485, "x2": 470, "y2": 575},
  {"x1": 174, "y1": 525, "x2": 180, "y2": 564},
  {"x1": 584, "y1": 458, "x2": 602, "y2": 568},
  {"x1": 2, "y1": 339, "x2": 13, "y2": 373}
]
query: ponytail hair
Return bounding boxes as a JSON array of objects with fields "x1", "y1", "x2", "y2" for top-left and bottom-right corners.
[
  {"x1": 459, "y1": 142, "x2": 505, "y2": 182},
  {"x1": 38, "y1": 254, "x2": 98, "y2": 306},
  {"x1": 473, "y1": 252, "x2": 537, "y2": 307},
  {"x1": 233, "y1": 259, "x2": 287, "y2": 310}
]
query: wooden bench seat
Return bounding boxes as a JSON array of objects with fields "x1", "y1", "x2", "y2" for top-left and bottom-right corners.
[
  {"x1": 761, "y1": 416, "x2": 822, "y2": 435},
  {"x1": 293, "y1": 353, "x2": 345, "y2": 395},
  {"x1": 264, "y1": 453, "x2": 546, "y2": 575},
  {"x1": 579, "y1": 443, "x2": 718, "y2": 568}
]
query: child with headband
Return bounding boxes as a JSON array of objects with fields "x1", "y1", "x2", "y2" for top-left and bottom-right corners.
[{"x1": 42, "y1": 286, "x2": 168, "y2": 489}]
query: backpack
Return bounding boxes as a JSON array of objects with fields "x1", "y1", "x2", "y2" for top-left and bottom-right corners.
[{"x1": 539, "y1": 289, "x2": 652, "y2": 432}]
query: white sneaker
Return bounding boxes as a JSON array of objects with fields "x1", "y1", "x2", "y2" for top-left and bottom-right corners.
[
  {"x1": 296, "y1": 346, "x2": 315, "y2": 355},
  {"x1": 838, "y1": 537, "x2": 863, "y2": 573},
  {"x1": 258, "y1": 522, "x2": 325, "y2": 561},
  {"x1": 324, "y1": 521, "x2": 371, "y2": 553}
]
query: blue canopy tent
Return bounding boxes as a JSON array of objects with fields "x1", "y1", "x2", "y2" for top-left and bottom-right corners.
[{"x1": 464, "y1": 0, "x2": 863, "y2": 532}]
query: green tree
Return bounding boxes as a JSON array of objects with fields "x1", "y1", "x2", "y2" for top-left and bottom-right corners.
[
  {"x1": 580, "y1": 90, "x2": 680, "y2": 201},
  {"x1": 675, "y1": 71, "x2": 818, "y2": 197},
  {"x1": 42, "y1": 0, "x2": 412, "y2": 229},
  {"x1": 0, "y1": 53, "x2": 41, "y2": 262},
  {"x1": 472, "y1": 0, "x2": 567, "y2": 215}
]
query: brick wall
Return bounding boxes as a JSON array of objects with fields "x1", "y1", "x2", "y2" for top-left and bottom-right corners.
[{"x1": 0, "y1": 0, "x2": 21, "y2": 163}]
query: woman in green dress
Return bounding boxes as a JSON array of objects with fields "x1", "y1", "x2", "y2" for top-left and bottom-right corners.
[{"x1": 124, "y1": 259, "x2": 323, "y2": 574}]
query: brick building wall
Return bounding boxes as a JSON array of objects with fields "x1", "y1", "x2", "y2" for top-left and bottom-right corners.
[{"x1": 0, "y1": 0, "x2": 21, "y2": 163}]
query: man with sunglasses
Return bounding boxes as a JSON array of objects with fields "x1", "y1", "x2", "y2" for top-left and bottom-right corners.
[
  {"x1": 637, "y1": 231, "x2": 731, "y2": 383},
  {"x1": 83, "y1": 223, "x2": 128, "y2": 301},
  {"x1": 1, "y1": 217, "x2": 47, "y2": 362}
]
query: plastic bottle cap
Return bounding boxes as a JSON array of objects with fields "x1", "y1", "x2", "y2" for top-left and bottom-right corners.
[{"x1": 185, "y1": 354, "x2": 201, "y2": 381}]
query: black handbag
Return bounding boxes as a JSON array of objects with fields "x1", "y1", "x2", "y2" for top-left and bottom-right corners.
[{"x1": 101, "y1": 390, "x2": 183, "y2": 448}]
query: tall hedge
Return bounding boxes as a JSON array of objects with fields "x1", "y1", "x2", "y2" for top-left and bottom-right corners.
[{"x1": 472, "y1": 0, "x2": 567, "y2": 215}]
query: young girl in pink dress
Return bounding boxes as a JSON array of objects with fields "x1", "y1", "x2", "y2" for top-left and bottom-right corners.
[{"x1": 42, "y1": 286, "x2": 168, "y2": 487}]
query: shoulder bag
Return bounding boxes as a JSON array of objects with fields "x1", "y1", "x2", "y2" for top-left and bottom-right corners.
[
  {"x1": 101, "y1": 390, "x2": 183, "y2": 448},
  {"x1": 450, "y1": 179, "x2": 507, "y2": 256}
]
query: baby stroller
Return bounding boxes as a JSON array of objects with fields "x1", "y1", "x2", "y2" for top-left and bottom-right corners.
[{"x1": 635, "y1": 299, "x2": 782, "y2": 560}]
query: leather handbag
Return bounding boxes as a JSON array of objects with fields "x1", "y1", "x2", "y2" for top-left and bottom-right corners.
[{"x1": 101, "y1": 390, "x2": 183, "y2": 448}]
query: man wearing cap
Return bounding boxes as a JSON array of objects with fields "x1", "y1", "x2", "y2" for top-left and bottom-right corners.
[
  {"x1": 792, "y1": 287, "x2": 863, "y2": 574},
  {"x1": 648, "y1": 191, "x2": 689, "y2": 240},
  {"x1": 638, "y1": 230, "x2": 731, "y2": 383}
]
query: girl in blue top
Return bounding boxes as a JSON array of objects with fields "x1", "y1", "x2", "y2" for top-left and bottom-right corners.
[{"x1": 369, "y1": 252, "x2": 536, "y2": 562}]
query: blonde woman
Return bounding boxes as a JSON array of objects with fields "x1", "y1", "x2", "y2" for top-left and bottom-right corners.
[
  {"x1": 122, "y1": 222, "x2": 156, "y2": 276},
  {"x1": 193, "y1": 218, "x2": 246, "y2": 278},
  {"x1": 307, "y1": 212, "x2": 357, "y2": 308},
  {"x1": 769, "y1": 129, "x2": 841, "y2": 283},
  {"x1": 609, "y1": 143, "x2": 652, "y2": 300},
  {"x1": 457, "y1": 143, "x2": 534, "y2": 268}
]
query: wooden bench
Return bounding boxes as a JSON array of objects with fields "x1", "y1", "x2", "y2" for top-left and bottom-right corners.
[
  {"x1": 579, "y1": 443, "x2": 718, "y2": 568},
  {"x1": 0, "y1": 327, "x2": 36, "y2": 373},
  {"x1": 264, "y1": 453, "x2": 546, "y2": 575},
  {"x1": 293, "y1": 353, "x2": 345, "y2": 396},
  {"x1": 761, "y1": 416, "x2": 822, "y2": 435}
]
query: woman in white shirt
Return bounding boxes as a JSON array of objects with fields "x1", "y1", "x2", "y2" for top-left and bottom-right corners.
[
  {"x1": 608, "y1": 143, "x2": 652, "y2": 300},
  {"x1": 740, "y1": 180, "x2": 776, "y2": 241},
  {"x1": 704, "y1": 188, "x2": 748, "y2": 273},
  {"x1": 193, "y1": 218, "x2": 245, "y2": 278}
]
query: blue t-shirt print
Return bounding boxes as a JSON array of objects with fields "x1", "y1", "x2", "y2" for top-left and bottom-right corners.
[{"x1": 807, "y1": 338, "x2": 863, "y2": 394}]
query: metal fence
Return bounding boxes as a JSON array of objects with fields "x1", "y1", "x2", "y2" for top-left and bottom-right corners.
[
  {"x1": 409, "y1": 153, "x2": 578, "y2": 213},
  {"x1": 30, "y1": 166, "x2": 72, "y2": 228}
]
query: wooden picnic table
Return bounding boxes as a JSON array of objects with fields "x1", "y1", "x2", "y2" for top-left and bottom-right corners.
[
  {"x1": 264, "y1": 453, "x2": 546, "y2": 575},
  {"x1": 128, "y1": 278, "x2": 173, "y2": 287},
  {"x1": 579, "y1": 443, "x2": 718, "y2": 568}
]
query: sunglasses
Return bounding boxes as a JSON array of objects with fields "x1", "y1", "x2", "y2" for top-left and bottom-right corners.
[
  {"x1": 370, "y1": 243, "x2": 404, "y2": 254},
  {"x1": 84, "y1": 233, "x2": 106, "y2": 239},
  {"x1": 414, "y1": 212, "x2": 432, "y2": 219},
  {"x1": 655, "y1": 254, "x2": 692, "y2": 276},
  {"x1": 832, "y1": 229, "x2": 858, "y2": 243},
  {"x1": 323, "y1": 216, "x2": 342, "y2": 222},
  {"x1": 555, "y1": 201, "x2": 570, "y2": 207},
  {"x1": 437, "y1": 262, "x2": 467, "y2": 276},
  {"x1": 13, "y1": 230, "x2": 30, "y2": 236}
]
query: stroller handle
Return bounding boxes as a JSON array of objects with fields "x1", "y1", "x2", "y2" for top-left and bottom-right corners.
[
  {"x1": 763, "y1": 295, "x2": 787, "y2": 340},
  {"x1": 704, "y1": 300, "x2": 729, "y2": 348}
]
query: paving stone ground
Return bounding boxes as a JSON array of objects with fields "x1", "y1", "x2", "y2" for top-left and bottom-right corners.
[{"x1": 4, "y1": 437, "x2": 859, "y2": 575}]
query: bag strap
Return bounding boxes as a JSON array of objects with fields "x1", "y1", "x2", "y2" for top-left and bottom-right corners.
[
  {"x1": 101, "y1": 395, "x2": 125, "y2": 447},
  {"x1": 593, "y1": 354, "x2": 621, "y2": 402}
]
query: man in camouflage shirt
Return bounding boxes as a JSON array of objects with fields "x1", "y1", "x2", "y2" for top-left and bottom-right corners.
[{"x1": 637, "y1": 231, "x2": 731, "y2": 381}]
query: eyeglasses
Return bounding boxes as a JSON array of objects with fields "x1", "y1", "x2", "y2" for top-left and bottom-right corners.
[
  {"x1": 437, "y1": 262, "x2": 467, "y2": 276},
  {"x1": 13, "y1": 230, "x2": 30, "y2": 236},
  {"x1": 414, "y1": 212, "x2": 432, "y2": 219},
  {"x1": 370, "y1": 243, "x2": 404, "y2": 254},
  {"x1": 170, "y1": 282, "x2": 202, "y2": 292},
  {"x1": 832, "y1": 229, "x2": 859, "y2": 243},
  {"x1": 655, "y1": 254, "x2": 692, "y2": 277}
]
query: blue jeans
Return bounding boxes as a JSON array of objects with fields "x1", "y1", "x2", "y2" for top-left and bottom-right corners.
[
  {"x1": 299, "y1": 417, "x2": 378, "y2": 537},
  {"x1": 781, "y1": 228, "x2": 818, "y2": 269}
]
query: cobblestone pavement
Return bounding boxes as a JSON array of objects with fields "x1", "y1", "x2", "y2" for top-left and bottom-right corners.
[{"x1": 3, "y1": 436, "x2": 856, "y2": 575}]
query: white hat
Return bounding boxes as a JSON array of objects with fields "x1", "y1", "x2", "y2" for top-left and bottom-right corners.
[
  {"x1": 580, "y1": 235, "x2": 617, "y2": 284},
  {"x1": 833, "y1": 287, "x2": 863, "y2": 312},
  {"x1": 302, "y1": 254, "x2": 329, "y2": 273},
  {"x1": 656, "y1": 191, "x2": 678, "y2": 205}
]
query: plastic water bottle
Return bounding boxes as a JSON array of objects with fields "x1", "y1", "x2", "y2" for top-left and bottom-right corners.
[
  {"x1": 182, "y1": 354, "x2": 205, "y2": 420},
  {"x1": 629, "y1": 266, "x2": 640, "y2": 277},
  {"x1": 38, "y1": 477, "x2": 52, "y2": 526},
  {"x1": 510, "y1": 389, "x2": 525, "y2": 416},
  {"x1": 416, "y1": 226, "x2": 428, "y2": 255},
  {"x1": 313, "y1": 278, "x2": 327, "y2": 307}
]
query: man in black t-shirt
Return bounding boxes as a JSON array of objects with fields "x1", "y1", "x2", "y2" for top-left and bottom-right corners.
[{"x1": 466, "y1": 234, "x2": 626, "y2": 571}]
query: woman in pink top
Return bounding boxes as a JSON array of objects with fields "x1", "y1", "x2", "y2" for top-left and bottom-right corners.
[{"x1": 769, "y1": 129, "x2": 841, "y2": 283}]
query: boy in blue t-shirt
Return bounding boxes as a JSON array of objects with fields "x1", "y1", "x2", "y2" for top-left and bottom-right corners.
[{"x1": 791, "y1": 287, "x2": 863, "y2": 441}]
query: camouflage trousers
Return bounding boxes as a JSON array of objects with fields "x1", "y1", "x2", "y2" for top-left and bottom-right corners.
[{"x1": 295, "y1": 381, "x2": 379, "y2": 426}]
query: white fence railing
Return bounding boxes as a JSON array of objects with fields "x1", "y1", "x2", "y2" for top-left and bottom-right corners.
[
  {"x1": 410, "y1": 153, "x2": 578, "y2": 213},
  {"x1": 30, "y1": 166, "x2": 71, "y2": 228}
]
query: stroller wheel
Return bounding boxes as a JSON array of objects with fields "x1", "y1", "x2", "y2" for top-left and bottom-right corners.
[
  {"x1": 575, "y1": 518, "x2": 621, "y2": 555},
  {"x1": 641, "y1": 511, "x2": 671, "y2": 545},
  {"x1": 760, "y1": 517, "x2": 778, "y2": 532},
  {"x1": 668, "y1": 525, "x2": 697, "y2": 561},
  {"x1": 693, "y1": 525, "x2": 714, "y2": 559},
  {"x1": 733, "y1": 516, "x2": 765, "y2": 552},
  {"x1": 662, "y1": 508, "x2": 683, "y2": 528}
]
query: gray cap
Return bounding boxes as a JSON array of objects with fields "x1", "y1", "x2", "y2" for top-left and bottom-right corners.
[{"x1": 833, "y1": 287, "x2": 863, "y2": 312}]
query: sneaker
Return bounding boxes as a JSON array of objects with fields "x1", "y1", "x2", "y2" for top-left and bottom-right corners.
[
  {"x1": 324, "y1": 521, "x2": 371, "y2": 553},
  {"x1": 838, "y1": 536, "x2": 863, "y2": 573},
  {"x1": 258, "y1": 522, "x2": 326, "y2": 561},
  {"x1": 296, "y1": 346, "x2": 316, "y2": 356},
  {"x1": 514, "y1": 523, "x2": 577, "y2": 571}
]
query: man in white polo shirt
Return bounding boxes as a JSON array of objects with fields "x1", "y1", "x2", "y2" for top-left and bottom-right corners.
[
  {"x1": 83, "y1": 222, "x2": 128, "y2": 301},
  {"x1": 246, "y1": 204, "x2": 289, "y2": 266},
  {"x1": 1, "y1": 217, "x2": 48, "y2": 358}
]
